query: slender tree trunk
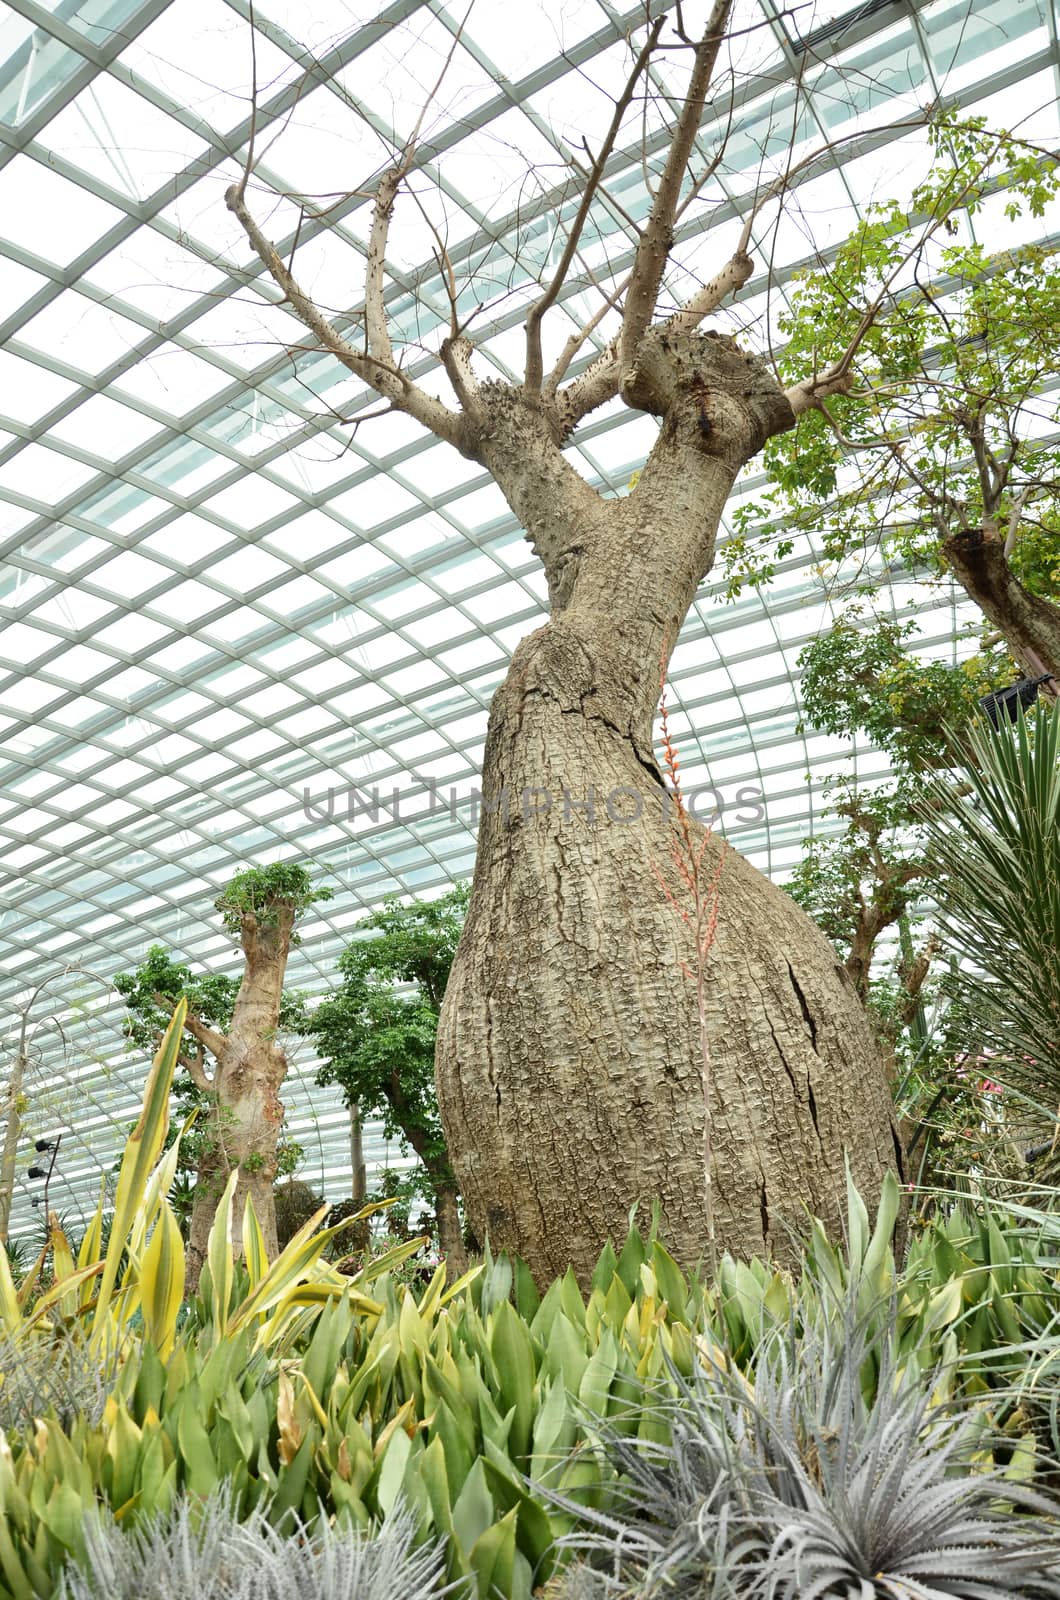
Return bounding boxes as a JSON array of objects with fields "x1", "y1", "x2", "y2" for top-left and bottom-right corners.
[
  {"x1": 185, "y1": 1103, "x2": 227, "y2": 1292},
  {"x1": 349, "y1": 1100, "x2": 367, "y2": 1209},
  {"x1": 437, "y1": 332, "x2": 900, "y2": 1284},
  {"x1": 944, "y1": 528, "x2": 1060, "y2": 683},
  {"x1": 184, "y1": 1040, "x2": 288, "y2": 1293},
  {"x1": 433, "y1": 1179, "x2": 467, "y2": 1279},
  {"x1": 390, "y1": 1083, "x2": 469, "y2": 1279},
  {"x1": 0, "y1": 1051, "x2": 25, "y2": 1243},
  {"x1": 845, "y1": 919, "x2": 878, "y2": 1001}
]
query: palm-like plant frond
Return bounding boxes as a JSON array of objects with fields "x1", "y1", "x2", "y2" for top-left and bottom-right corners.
[{"x1": 923, "y1": 704, "x2": 1060, "y2": 1159}]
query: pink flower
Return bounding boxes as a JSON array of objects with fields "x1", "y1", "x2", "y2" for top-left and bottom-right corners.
[{"x1": 980, "y1": 1079, "x2": 1002, "y2": 1094}]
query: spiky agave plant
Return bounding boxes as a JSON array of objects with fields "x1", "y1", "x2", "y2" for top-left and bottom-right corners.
[
  {"x1": 59, "y1": 1487, "x2": 456, "y2": 1600},
  {"x1": 551, "y1": 1296, "x2": 1060, "y2": 1599},
  {"x1": 0, "y1": 1319, "x2": 118, "y2": 1434}
]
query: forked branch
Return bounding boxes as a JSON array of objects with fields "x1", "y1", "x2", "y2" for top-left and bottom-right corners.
[
  {"x1": 524, "y1": 16, "x2": 665, "y2": 394},
  {"x1": 617, "y1": 0, "x2": 734, "y2": 377},
  {"x1": 226, "y1": 183, "x2": 470, "y2": 450}
]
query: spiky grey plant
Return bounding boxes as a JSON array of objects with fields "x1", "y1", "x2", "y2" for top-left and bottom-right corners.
[
  {"x1": 0, "y1": 1321, "x2": 118, "y2": 1434},
  {"x1": 58, "y1": 1485, "x2": 457, "y2": 1600},
  {"x1": 549, "y1": 1301, "x2": 1060, "y2": 1599}
]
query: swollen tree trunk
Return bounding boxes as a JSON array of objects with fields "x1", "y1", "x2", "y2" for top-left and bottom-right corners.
[
  {"x1": 437, "y1": 332, "x2": 900, "y2": 1284},
  {"x1": 944, "y1": 528, "x2": 1060, "y2": 684},
  {"x1": 184, "y1": 906, "x2": 295, "y2": 1294}
]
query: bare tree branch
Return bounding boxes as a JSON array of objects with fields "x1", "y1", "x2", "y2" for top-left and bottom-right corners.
[
  {"x1": 617, "y1": 0, "x2": 733, "y2": 379},
  {"x1": 364, "y1": 166, "x2": 402, "y2": 371},
  {"x1": 179, "y1": 1043, "x2": 214, "y2": 1093},
  {"x1": 524, "y1": 16, "x2": 664, "y2": 394},
  {"x1": 225, "y1": 183, "x2": 471, "y2": 450},
  {"x1": 545, "y1": 270, "x2": 631, "y2": 400},
  {"x1": 153, "y1": 990, "x2": 227, "y2": 1067},
  {"x1": 1004, "y1": 483, "x2": 1035, "y2": 556}
]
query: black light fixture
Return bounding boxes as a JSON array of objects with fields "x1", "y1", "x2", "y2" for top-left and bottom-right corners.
[
  {"x1": 26, "y1": 1133, "x2": 61, "y2": 1219},
  {"x1": 979, "y1": 672, "x2": 1056, "y2": 730}
]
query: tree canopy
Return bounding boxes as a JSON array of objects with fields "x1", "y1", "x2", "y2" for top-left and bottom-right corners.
[
  {"x1": 311, "y1": 886, "x2": 468, "y2": 1180},
  {"x1": 727, "y1": 116, "x2": 1060, "y2": 679}
]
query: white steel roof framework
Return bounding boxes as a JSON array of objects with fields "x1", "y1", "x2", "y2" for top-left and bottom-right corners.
[{"x1": 0, "y1": 0, "x2": 1055, "y2": 1235}]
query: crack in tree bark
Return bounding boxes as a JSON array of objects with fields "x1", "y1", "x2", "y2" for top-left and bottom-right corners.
[{"x1": 787, "y1": 963, "x2": 820, "y2": 1053}]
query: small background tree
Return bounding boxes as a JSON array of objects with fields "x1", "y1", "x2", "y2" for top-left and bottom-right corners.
[
  {"x1": 115, "y1": 862, "x2": 330, "y2": 1288},
  {"x1": 786, "y1": 613, "x2": 1044, "y2": 1185},
  {"x1": 311, "y1": 886, "x2": 468, "y2": 1278},
  {"x1": 728, "y1": 116, "x2": 1060, "y2": 682}
]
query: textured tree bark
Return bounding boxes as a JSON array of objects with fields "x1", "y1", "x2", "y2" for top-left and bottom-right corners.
[
  {"x1": 944, "y1": 528, "x2": 1060, "y2": 684},
  {"x1": 437, "y1": 331, "x2": 901, "y2": 1283},
  {"x1": 184, "y1": 907, "x2": 294, "y2": 1294},
  {"x1": 433, "y1": 1180, "x2": 467, "y2": 1279}
]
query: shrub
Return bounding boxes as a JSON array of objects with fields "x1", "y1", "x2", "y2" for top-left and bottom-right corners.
[
  {"x1": 59, "y1": 1488, "x2": 452, "y2": 1600},
  {"x1": 553, "y1": 1297, "x2": 1060, "y2": 1598}
]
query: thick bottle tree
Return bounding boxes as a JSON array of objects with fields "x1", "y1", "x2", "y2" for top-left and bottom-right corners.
[
  {"x1": 729, "y1": 118, "x2": 1060, "y2": 685},
  {"x1": 310, "y1": 887, "x2": 468, "y2": 1277},
  {"x1": 224, "y1": 4, "x2": 924, "y2": 1281},
  {"x1": 115, "y1": 864, "x2": 329, "y2": 1288}
]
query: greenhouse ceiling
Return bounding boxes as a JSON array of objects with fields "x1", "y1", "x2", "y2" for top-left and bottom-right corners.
[{"x1": 0, "y1": 0, "x2": 1055, "y2": 1231}]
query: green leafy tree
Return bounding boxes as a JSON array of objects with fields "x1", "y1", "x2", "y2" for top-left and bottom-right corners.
[
  {"x1": 115, "y1": 863, "x2": 330, "y2": 1288},
  {"x1": 785, "y1": 614, "x2": 996, "y2": 1068},
  {"x1": 311, "y1": 886, "x2": 469, "y2": 1277},
  {"x1": 728, "y1": 116, "x2": 1060, "y2": 685}
]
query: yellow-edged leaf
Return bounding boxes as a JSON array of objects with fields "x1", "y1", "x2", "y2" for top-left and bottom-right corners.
[
  {"x1": 229, "y1": 1206, "x2": 370, "y2": 1334},
  {"x1": 242, "y1": 1192, "x2": 269, "y2": 1289},
  {"x1": 16, "y1": 1240, "x2": 49, "y2": 1311},
  {"x1": 92, "y1": 1000, "x2": 185, "y2": 1346},
  {"x1": 26, "y1": 1263, "x2": 104, "y2": 1329},
  {"x1": 205, "y1": 1170, "x2": 239, "y2": 1335},
  {"x1": 141, "y1": 1203, "x2": 185, "y2": 1359},
  {"x1": 0, "y1": 1239, "x2": 20, "y2": 1331},
  {"x1": 129, "y1": 1135, "x2": 185, "y2": 1262},
  {"x1": 49, "y1": 1216, "x2": 78, "y2": 1320}
]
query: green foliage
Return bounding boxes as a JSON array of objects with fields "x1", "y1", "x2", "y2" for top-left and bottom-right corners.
[
  {"x1": 214, "y1": 863, "x2": 332, "y2": 942},
  {"x1": 787, "y1": 790, "x2": 927, "y2": 952},
  {"x1": 311, "y1": 887, "x2": 469, "y2": 1188},
  {"x1": 554, "y1": 1304, "x2": 1060, "y2": 1599},
  {"x1": 799, "y1": 611, "x2": 996, "y2": 772},
  {"x1": 9, "y1": 1047, "x2": 1060, "y2": 1600},
  {"x1": 784, "y1": 604, "x2": 1046, "y2": 1179},
  {"x1": 0, "y1": 1324, "x2": 118, "y2": 1436},
  {"x1": 728, "y1": 117, "x2": 1060, "y2": 606},
  {"x1": 9, "y1": 1123, "x2": 1060, "y2": 1600},
  {"x1": 114, "y1": 948, "x2": 240, "y2": 1059}
]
